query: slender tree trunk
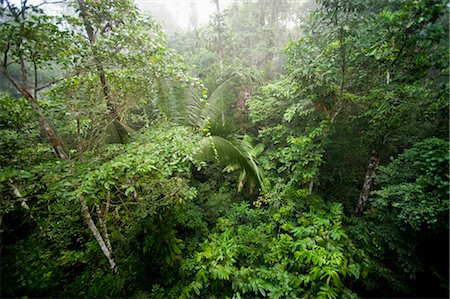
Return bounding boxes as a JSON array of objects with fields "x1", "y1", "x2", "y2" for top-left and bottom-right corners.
[
  {"x1": 0, "y1": 67, "x2": 69, "y2": 159},
  {"x1": 309, "y1": 25, "x2": 347, "y2": 192},
  {"x1": 339, "y1": 26, "x2": 346, "y2": 97},
  {"x1": 76, "y1": 0, "x2": 122, "y2": 138},
  {"x1": 29, "y1": 98, "x2": 69, "y2": 159},
  {"x1": 308, "y1": 180, "x2": 314, "y2": 194},
  {"x1": 213, "y1": 0, "x2": 224, "y2": 73},
  {"x1": 265, "y1": 0, "x2": 278, "y2": 65},
  {"x1": 95, "y1": 203, "x2": 112, "y2": 253},
  {"x1": 259, "y1": 1, "x2": 265, "y2": 25},
  {"x1": 354, "y1": 64, "x2": 389, "y2": 216},
  {"x1": 76, "y1": 116, "x2": 84, "y2": 154},
  {"x1": 77, "y1": 0, "x2": 115, "y2": 112},
  {"x1": 354, "y1": 151, "x2": 380, "y2": 216},
  {"x1": 80, "y1": 195, "x2": 117, "y2": 272},
  {"x1": 236, "y1": 87, "x2": 251, "y2": 111},
  {"x1": 329, "y1": 17, "x2": 348, "y2": 125}
]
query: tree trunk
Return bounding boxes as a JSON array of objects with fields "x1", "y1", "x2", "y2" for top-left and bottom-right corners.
[
  {"x1": 80, "y1": 195, "x2": 117, "y2": 272},
  {"x1": 354, "y1": 151, "x2": 380, "y2": 216},
  {"x1": 339, "y1": 26, "x2": 346, "y2": 97},
  {"x1": 29, "y1": 98, "x2": 69, "y2": 159},
  {"x1": 213, "y1": 0, "x2": 224, "y2": 73},
  {"x1": 95, "y1": 203, "x2": 112, "y2": 253},
  {"x1": 76, "y1": 0, "x2": 114, "y2": 113},
  {"x1": 0, "y1": 67, "x2": 69, "y2": 159},
  {"x1": 76, "y1": 0, "x2": 126, "y2": 144},
  {"x1": 236, "y1": 88, "x2": 251, "y2": 111},
  {"x1": 308, "y1": 180, "x2": 314, "y2": 195},
  {"x1": 259, "y1": 1, "x2": 265, "y2": 26}
]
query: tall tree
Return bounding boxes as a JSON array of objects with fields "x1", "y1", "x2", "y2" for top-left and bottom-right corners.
[
  {"x1": 73, "y1": 0, "x2": 139, "y2": 143},
  {"x1": 0, "y1": 0, "x2": 69, "y2": 159}
]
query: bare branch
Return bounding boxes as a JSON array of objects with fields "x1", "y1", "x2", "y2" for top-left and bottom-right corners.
[
  {"x1": 36, "y1": 75, "x2": 74, "y2": 91},
  {"x1": 2, "y1": 42, "x2": 10, "y2": 68},
  {"x1": 33, "y1": 61, "x2": 38, "y2": 100},
  {"x1": 34, "y1": 0, "x2": 66, "y2": 8},
  {"x1": 0, "y1": 64, "x2": 33, "y2": 100},
  {"x1": 80, "y1": 195, "x2": 117, "y2": 272}
]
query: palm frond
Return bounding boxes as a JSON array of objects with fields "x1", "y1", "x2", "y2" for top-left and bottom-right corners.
[
  {"x1": 154, "y1": 71, "x2": 255, "y2": 130},
  {"x1": 197, "y1": 135, "x2": 267, "y2": 192},
  {"x1": 208, "y1": 117, "x2": 240, "y2": 141},
  {"x1": 204, "y1": 72, "x2": 254, "y2": 123},
  {"x1": 185, "y1": 92, "x2": 206, "y2": 127},
  {"x1": 152, "y1": 71, "x2": 268, "y2": 192},
  {"x1": 106, "y1": 119, "x2": 134, "y2": 144}
]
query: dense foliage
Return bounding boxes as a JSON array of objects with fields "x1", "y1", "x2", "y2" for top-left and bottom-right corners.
[
  {"x1": 1, "y1": 0, "x2": 448, "y2": 298},
  {"x1": 182, "y1": 196, "x2": 368, "y2": 299}
]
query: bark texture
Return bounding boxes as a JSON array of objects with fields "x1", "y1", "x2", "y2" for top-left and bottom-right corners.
[
  {"x1": 354, "y1": 152, "x2": 380, "y2": 216},
  {"x1": 80, "y1": 196, "x2": 117, "y2": 272}
]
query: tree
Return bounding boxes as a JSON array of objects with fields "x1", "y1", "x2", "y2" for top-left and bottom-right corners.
[
  {"x1": 1, "y1": 124, "x2": 204, "y2": 297},
  {"x1": 0, "y1": 0, "x2": 70, "y2": 158},
  {"x1": 73, "y1": 0, "x2": 141, "y2": 144},
  {"x1": 248, "y1": 0, "x2": 448, "y2": 210},
  {"x1": 153, "y1": 71, "x2": 268, "y2": 192},
  {"x1": 56, "y1": 0, "x2": 194, "y2": 146},
  {"x1": 364, "y1": 138, "x2": 449, "y2": 296},
  {"x1": 350, "y1": 0, "x2": 449, "y2": 215}
]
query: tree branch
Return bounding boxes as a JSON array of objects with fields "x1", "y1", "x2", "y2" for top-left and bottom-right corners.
[
  {"x1": 0, "y1": 64, "x2": 33, "y2": 100},
  {"x1": 33, "y1": 61, "x2": 38, "y2": 100},
  {"x1": 80, "y1": 195, "x2": 117, "y2": 272},
  {"x1": 95, "y1": 202, "x2": 112, "y2": 253},
  {"x1": 2, "y1": 42, "x2": 10, "y2": 68},
  {"x1": 36, "y1": 75, "x2": 73, "y2": 91}
]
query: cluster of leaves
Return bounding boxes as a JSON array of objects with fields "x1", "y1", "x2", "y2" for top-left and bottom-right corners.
[
  {"x1": 0, "y1": 94, "x2": 43, "y2": 166},
  {"x1": 248, "y1": 84, "x2": 329, "y2": 191},
  {"x1": 181, "y1": 192, "x2": 368, "y2": 299},
  {"x1": 77, "y1": 125, "x2": 201, "y2": 208},
  {"x1": 360, "y1": 138, "x2": 449, "y2": 296},
  {"x1": 373, "y1": 138, "x2": 449, "y2": 230}
]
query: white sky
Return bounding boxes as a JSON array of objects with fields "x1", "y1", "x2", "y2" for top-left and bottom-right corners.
[
  {"x1": 10, "y1": 0, "x2": 230, "y2": 31},
  {"x1": 135, "y1": 0, "x2": 234, "y2": 32},
  {"x1": 10, "y1": 0, "x2": 315, "y2": 32},
  {"x1": 135, "y1": 0, "x2": 316, "y2": 31}
]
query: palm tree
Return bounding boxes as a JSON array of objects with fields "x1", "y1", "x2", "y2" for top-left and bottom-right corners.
[{"x1": 156, "y1": 72, "x2": 267, "y2": 192}]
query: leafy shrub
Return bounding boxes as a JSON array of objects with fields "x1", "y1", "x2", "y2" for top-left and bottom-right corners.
[{"x1": 182, "y1": 191, "x2": 368, "y2": 298}]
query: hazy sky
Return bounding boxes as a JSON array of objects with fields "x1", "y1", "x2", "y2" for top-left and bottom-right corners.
[
  {"x1": 12, "y1": 0, "x2": 230, "y2": 32},
  {"x1": 12, "y1": 0, "x2": 315, "y2": 33},
  {"x1": 135, "y1": 0, "x2": 317, "y2": 32},
  {"x1": 135, "y1": 0, "x2": 234, "y2": 32}
]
